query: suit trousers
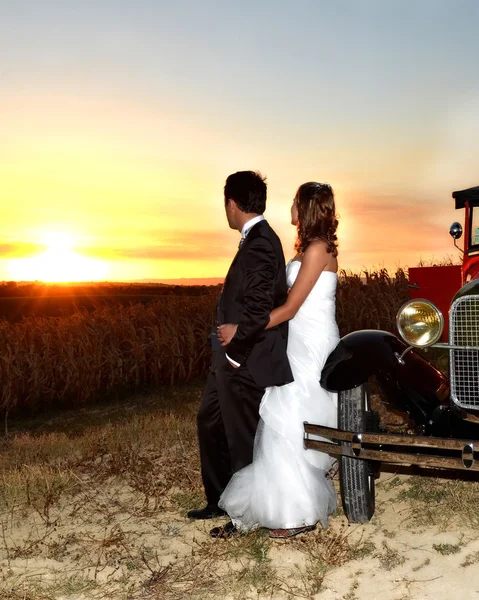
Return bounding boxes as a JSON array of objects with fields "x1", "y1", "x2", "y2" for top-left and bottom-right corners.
[{"x1": 197, "y1": 355, "x2": 265, "y2": 506}]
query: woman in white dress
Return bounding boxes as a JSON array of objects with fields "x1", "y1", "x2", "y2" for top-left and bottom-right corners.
[{"x1": 217, "y1": 181, "x2": 340, "y2": 539}]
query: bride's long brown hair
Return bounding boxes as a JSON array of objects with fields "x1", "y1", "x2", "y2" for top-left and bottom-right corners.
[{"x1": 294, "y1": 182, "x2": 338, "y2": 257}]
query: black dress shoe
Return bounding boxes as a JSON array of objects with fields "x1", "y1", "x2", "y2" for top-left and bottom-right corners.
[
  {"x1": 187, "y1": 504, "x2": 227, "y2": 520},
  {"x1": 210, "y1": 520, "x2": 239, "y2": 538}
]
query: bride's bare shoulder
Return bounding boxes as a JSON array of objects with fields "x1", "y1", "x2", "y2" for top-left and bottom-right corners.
[{"x1": 303, "y1": 240, "x2": 338, "y2": 271}]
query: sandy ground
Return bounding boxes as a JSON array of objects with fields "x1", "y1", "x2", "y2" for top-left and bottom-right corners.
[
  {"x1": 319, "y1": 472, "x2": 479, "y2": 600},
  {"x1": 2, "y1": 388, "x2": 477, "y2": 599},
  {"x1": 3, "y1": 467, "x2": 479, "y2": 600}
]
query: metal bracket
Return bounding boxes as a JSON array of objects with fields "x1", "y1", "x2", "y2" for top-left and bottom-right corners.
[
  {"x1": 394, "y1": 346, "x2": 414, "y2": 365},
  {"x1": 454, "y1": 239, "x2": 464, "y2": 254}
]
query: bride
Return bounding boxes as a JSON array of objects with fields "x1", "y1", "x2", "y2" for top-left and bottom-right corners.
[{"x1": 216, "y1": 181, "x2": 340, "y2": 539}]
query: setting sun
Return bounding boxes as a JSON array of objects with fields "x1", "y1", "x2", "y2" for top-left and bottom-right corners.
[
  {"x1": 7, "y1": 232, "x2": 109, "y2": 282},
  {"x1": 42, "y1": 231, "x2": 75, "y2": 251}
]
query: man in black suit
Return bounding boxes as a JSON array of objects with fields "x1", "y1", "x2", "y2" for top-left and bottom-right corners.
[{"x1": 187, "y1": 171, "x2": 293, "y2": 536}]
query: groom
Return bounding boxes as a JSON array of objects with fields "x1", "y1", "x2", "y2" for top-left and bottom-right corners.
[{"x1": 188, "y1": 171, "x2": 293, "y2": 536}]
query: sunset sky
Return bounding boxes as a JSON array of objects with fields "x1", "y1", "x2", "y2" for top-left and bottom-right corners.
[{"x1": 2, "y1": 0, "x2": 479, "y2": 282}]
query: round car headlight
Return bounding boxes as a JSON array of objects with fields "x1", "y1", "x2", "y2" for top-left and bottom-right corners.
[{"x1": 396, "y1": 299, "x2": 444, "y2": 347}]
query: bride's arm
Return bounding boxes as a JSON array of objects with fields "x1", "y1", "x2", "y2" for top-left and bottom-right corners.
[
  {"x1": 266, "y1": 241, "x2": 331, "y2": 329},
  {"x1": 218, "y1": 241, "x2": 333, "y2": 345}
]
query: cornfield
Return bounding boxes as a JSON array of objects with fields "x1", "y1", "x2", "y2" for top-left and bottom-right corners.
[
  {"x1": 336, "y1": 268, "x2": 409, "y2": 333},
  {"x1": 0, "y1": 269, "x2": 409, "y2": 416}
]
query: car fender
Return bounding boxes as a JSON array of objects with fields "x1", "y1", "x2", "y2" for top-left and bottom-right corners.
[{"x1": 321, "y1": 330, "x2": 449, "y2": 426}]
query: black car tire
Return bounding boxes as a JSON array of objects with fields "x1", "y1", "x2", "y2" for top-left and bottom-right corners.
[{"x1": 338, "y1": 383, "x2": 376, "y2": 523}]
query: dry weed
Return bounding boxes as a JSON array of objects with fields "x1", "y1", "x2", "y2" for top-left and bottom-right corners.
[
  {"x1": 397, "y1": 475, "x2": 479, "y2": 530},
  {"x1": 0, "y1": 387, "x2": 367, "y2": 599}
]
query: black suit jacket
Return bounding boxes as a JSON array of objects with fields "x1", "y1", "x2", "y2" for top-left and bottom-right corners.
[{"x1": 217, "y1": 219, "x2": 293, "y2": 388}]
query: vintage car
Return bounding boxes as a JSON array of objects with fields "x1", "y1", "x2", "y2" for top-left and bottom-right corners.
[{"x1": 304, "y1": 185, "x2": 479, "y2": 523}]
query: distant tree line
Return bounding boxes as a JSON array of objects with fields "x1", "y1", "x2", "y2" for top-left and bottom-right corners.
[{"x1": 0, "y1": 281, "x2": 222, "y2": 298}]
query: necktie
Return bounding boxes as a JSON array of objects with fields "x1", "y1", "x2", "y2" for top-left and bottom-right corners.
[{"x1": 238, "y1": 227, "x2": 251, "y2": 249}]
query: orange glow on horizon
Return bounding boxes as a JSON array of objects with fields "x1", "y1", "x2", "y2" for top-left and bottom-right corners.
[
  {"x1": 0, "y1": 94, "x2": 464, "y2": 282},
  {"x1": 7, "y1": 232, "x2": 109, "y2": 282}
]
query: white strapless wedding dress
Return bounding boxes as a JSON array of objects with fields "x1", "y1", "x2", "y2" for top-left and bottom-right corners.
[{"x1": 219, "y1": 261, "x2": 340, "y2": 530}]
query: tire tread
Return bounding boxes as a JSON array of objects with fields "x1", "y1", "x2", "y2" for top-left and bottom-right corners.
[{"x1": 338, "y1": 385, "x2": 375, "y2": 523}]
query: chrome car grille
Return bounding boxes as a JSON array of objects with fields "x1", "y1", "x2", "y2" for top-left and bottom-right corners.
[{"x1": 450, "y1": 295, "x2": 479, "y2": 409}]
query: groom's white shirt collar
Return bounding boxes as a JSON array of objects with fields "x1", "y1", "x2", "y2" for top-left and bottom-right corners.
[{"x1": 241, "y1": 215, "x2": 265, "y2": 239}]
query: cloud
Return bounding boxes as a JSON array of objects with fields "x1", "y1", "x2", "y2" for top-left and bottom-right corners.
[
  {"x1": 338, "y1": 190, "x2": 460, "y2": 269},
  {"x1": 0, "y1": 242, "x2": 47, "y2": 258},
  {"x1": 79, "y1": 229, "x2": 238, "y2": 262}
]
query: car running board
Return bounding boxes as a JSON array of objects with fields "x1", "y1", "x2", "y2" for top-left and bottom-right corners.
[{"x1": 303, "y1": 422, "x2": 479, "y2": 472}]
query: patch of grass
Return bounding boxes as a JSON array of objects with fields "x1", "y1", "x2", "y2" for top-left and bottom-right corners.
[
  {"x1": 8, "y1": 574, "x2": 100, "y2": 599},
  {"x1": 377, "y1": 476, "x2": 405, "y2": 492},
  {"x1": 377, "y1": 541, "x2": 406, "y2": 570},
  {"x1": 0, "y1": 591, "x2": 52, "y2": 600},
  {"x1": 1, "y1": 388, "x2": 203, "y2": 524},
  {"x1": 293, "y1": 522, "x2": 354, "y2": 568},
  {"x1": 351, "y1": 539, "x2": 376, "y2": 560},
  {"x1": 223, "y1": 527, "x2": 270, "y2": 562},
  {"x1": 461, "y1": 551, "x2": 479, "y2": 568},
  {"x1": 412, "y1": 557, "x2": 431, "y2": 572},
  {"x1": 285, "y1": 522, "x2": 358, "y2": 597},
  {"x1": 0, "y1": 464, "x2": 78, "y2": 516},
  {"x1": 383, "y1": 529, "x2": 397, "y2": 539},
  {"x1": 238, "y1": 561, "x2": 276, "y2": 592},
  {"x1": 433, "y1": 543, "x2": 461, "y2": 555},
  {"x1": 397, "y1": 475, "x2": 479, "y2": 530},
  {"x1": 44, "y1": 574, "x2": 99, "y2": 595},
  {"x1": 343, "y1": 578, "x2": 360, "y2": 600},
  {"x1": 398, "y1": 476, "x2": 448, "y2": 503},
  {"x1": 300, "y1": 558, "x2": 327, "y2": 596},
  {"x1": 247, "y1": 531, "x2": 271, "y2": 563},
  {"x1": 171, "y1": 490, "x2": 205, "y2": 514}
]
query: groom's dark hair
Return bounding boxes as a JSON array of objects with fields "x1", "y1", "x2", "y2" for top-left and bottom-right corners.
[{"x1": 224, "y1": 171, "x2": 267, "y2": 214}]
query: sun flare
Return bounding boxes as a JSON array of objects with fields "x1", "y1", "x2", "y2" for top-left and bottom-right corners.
[
  {"x1": 42, "y1": 231, "x2": 75, "y2": 251},
  {"x1": 8, "y1": 232, "x2": 109, "y2": 282}
]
